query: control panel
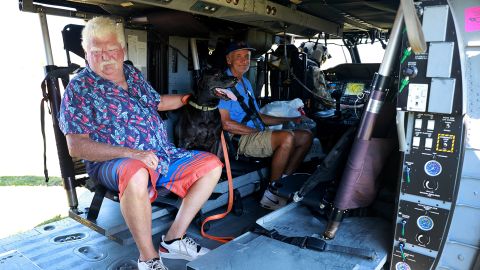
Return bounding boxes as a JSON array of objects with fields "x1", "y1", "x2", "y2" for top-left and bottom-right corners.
[
  {"x1": 327, "y1": 81, "x2": 369, "y2": 105},
  {"x1": 401, "y1": 114, "x2": 462, "y2": 201},
  {"x1": 391, "y1": 0, "x2": 466, "y2": 269}
]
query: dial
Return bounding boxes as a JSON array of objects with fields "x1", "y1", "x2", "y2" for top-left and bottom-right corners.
[
  {"x1": 396, "y1": 262, "x2": 411, "y2": 270},
  {"x1": 424, "y1": 160, "x2": 442, "y2": 176},
  {"x1": 424, "y1": 180, "x2": 439, "y2": 190},
  {"x1": 416, "y1": 234, "x2": 431, "y2": 245},
  {"x1": 417, "y1": 215, "x2": 434, "y2": 231}
]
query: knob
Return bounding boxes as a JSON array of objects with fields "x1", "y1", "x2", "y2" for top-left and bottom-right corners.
[
  {"x1": 402, "y1": 65, "x2": 418, "y2": 78},
  {"x1": 424, "y1": 180, "x2": 439, "y2": 190},
  {"x1": 416, "y1": 234, "x2": 430, "y2": 245}
]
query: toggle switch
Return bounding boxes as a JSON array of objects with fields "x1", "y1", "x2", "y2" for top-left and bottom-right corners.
[{"x1": 401, "y1": 219, "x2": 407, "y2": 237}]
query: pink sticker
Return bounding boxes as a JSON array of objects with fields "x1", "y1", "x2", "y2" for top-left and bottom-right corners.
[{"x1": 465, "y1": 6, "x2": 480, "y2": 32}]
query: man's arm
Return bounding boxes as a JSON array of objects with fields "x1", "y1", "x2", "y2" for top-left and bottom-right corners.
[
  {"x1": 157, "y1": 94, "x2": 190, "y2": 111},
  {"x1": 259, "y1": 113, "x2": 301, "y2": 126},
  {"x1": 66, "y1": 134, "x2": 159, "y2": 170},
  {"x1": 219, "y1": 109, "x2": 258, "y2": 135}
]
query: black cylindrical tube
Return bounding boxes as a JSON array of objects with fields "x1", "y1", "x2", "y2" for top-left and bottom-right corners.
[{"x1": 45, "y1": 65, "x2": 78, "y2": 210}]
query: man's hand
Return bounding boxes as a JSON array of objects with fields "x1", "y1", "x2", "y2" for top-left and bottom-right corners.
[
  {"x1": 66, "y1": 134, "x2": 159, "y2": 170},
  {"x1": 157, "y1": 94, "x2": 190, "y2": 111},
  {"x1": 129, "y1": 150, "x2": 159, "y2": 170}
]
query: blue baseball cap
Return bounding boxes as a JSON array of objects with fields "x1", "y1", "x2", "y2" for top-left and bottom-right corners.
[{"x1": 225, "y1": 41, "x2": 256, "y2": 55}]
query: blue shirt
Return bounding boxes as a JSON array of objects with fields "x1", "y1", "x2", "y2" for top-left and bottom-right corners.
[
  {"x1": 59, "y1": 64, "x2": 192, "y2": 176},
  {"x1": 218, "y1": 69, "x2": 264, "y2": 130}
]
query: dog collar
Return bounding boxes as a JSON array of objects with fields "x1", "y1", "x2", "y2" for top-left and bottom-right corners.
[{"x1": 188, "y1": 100, "x2": 218, "y2": 111}]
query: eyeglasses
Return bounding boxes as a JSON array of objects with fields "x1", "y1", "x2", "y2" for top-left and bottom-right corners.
[{"x1": 89, "y1": 48, "x2": 122, "y2": 57}]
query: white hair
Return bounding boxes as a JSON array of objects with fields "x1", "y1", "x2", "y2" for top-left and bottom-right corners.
[{"x1": 81, "y1": 17, "x2": 125, "y2": 51}]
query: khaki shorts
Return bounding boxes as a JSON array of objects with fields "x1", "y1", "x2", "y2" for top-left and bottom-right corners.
[{"x1": 237, "y1": 131, "x2": 273, "y2": 158}]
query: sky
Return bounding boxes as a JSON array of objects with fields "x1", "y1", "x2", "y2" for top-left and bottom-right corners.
[
  {"x1": 0, "y1": 1, "x2": 84, "y2": 176},
  {"x1": 0, "y1": 1, "x2": 384, "y2": 177}
]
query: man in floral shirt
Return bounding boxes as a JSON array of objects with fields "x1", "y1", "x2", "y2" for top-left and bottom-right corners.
[{"x1": 59, "y1": 17, "x2": 222, "y2": 270}]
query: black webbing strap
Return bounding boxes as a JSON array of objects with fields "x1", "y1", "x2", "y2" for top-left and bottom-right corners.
[
  {"x1": 41, "y1": 84, "x2": 51, "y2": 183},
  {"x1": 251, "y1": 224, "x2": 377, "y2": 260},
  {"x1": 40, "y1": 64, "x2": 80, "y2": 183},
  {"x1": 228, "y1": 80, "x2": 265, "y2": 130}
]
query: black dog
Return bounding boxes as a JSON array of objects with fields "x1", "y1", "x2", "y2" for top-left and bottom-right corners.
[{"x1": 176, "y1": 70, "x2": 237, "y2": 153}]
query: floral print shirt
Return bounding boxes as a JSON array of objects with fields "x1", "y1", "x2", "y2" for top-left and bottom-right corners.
[{"x1": 59, "y1": 64, "x2": 192, "y2": 176}]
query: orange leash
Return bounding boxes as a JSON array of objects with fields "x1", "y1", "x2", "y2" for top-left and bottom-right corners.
[{"x1": 200, "y1": 131, "x2": 235, "y2": 243}]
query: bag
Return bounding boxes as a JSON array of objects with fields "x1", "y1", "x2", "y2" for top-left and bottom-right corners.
[
  {"x1": 260, "y1": 99, "x2": 316, "y2": 130},
  {"x1": 260, "y1": 98, "x2": 304, "y2": 118}
]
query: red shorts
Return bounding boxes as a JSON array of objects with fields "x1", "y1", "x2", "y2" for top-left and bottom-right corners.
[{"x1": 87, "y1": 151, "x2": 223, "y2": 202}]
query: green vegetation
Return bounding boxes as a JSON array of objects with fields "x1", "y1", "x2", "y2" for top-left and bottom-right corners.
[
  {"x1": 36, "y1": 214, "x2": 65, "y2": 227},
  {"x1": 0, "y1": 176, "x2": 62, "y2": 186}
]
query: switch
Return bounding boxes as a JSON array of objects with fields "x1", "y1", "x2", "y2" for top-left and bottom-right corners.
[
  {"x1": 415, "y1": 119, "x2": 423, "y2": 129},
  {"x1": 407, "y1": 84, "x2": 429, "y2": 112},
  {"x1": 427, "y1": 120, "x2": 435, "y2": 130},
  {"x1": 412, "y1": 137, "x2": 421, "y2": 147},
  {"x1": 425, "y1": 138, "x2": 433, "y2": 148}
]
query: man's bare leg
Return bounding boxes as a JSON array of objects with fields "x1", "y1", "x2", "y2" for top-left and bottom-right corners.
[
  {"x1": 164, "y1": 166, "x2": 222, "y2": 241},
  {"x1": 284, "y1": 129, "x2": 313, "y2": 175},
  {"x1": 270, "y1": 130, "x2": 294, "y2": 181},
  {"x1": 120, "y1": 168, "x2": 158, "y2": 261}
]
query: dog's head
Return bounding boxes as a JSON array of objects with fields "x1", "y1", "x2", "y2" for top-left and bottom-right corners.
[{"x1": 195, "y1": 70, "x2": 238, "y2": 106}]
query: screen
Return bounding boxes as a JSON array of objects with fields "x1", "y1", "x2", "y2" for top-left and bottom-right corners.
[{"x1": 344, "y1": 82, "x2": 365, "y2": 96}]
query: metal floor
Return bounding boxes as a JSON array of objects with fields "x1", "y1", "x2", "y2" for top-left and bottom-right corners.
[
  {"x1": 0, "y1": 193, "x2": 391, "y2": 270},
  {"x1": 0, "y1": 194, "x2": 270, "y2": 270}
]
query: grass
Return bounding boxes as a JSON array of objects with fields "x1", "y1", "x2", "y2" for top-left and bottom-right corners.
[
  {"x1": 36, "y1": 214, "x2": 65, "y2": 227},
  {"x1": 0, "y1": 176, "x2": 63, "y2": 186}
]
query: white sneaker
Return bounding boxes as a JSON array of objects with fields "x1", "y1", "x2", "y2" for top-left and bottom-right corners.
[
  {"x1": 260, "y1": 189, "x2": 287, "y2": 210},
  {"x1": 159, "y1": 235, "x2": 210, "y2": 261},
  {"x1": 137, "y1": 258, "x2": 168, "y2": 270}
]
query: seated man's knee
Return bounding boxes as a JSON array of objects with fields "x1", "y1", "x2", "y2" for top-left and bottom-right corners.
[
  {"x1": 207, "y1": 165, "x2": 222, "y2": 181},
  {"x1": 273, "y1": 130, "x2": 294, "y2": 149},
  {"x1": 294, "y1": 129, "x2": 313, "y2": 145},
  {"x1": 124, "y1": 166, "x2": 150, "y2": 196}
]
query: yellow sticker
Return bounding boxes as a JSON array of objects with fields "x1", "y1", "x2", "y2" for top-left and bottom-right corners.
[{"x1": 436, "y1": 134, "x2": 455, "y2": 153}]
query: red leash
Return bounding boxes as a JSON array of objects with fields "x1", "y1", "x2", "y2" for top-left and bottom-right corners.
[{"x1": 200, "y1": 131, "x2": 235, "y2": 243}]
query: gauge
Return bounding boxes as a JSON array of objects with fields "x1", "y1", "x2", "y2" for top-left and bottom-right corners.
[
  {"x1": 395, "y1": 262, "x2": 411, "y2": 270},
  {"x1": 417, "y1": 215, "x2": 434, "y2": 231},
  {"x1": 424, "y1": 160, "x2": 442, "y2": 176}
]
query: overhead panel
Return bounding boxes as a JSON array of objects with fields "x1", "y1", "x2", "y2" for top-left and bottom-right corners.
[{"x1": 131, "y1": 0, "x2": 342, "y2": 36}]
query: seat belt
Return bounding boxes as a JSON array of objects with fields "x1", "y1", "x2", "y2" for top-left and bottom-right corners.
[
  {"x1": 228, "y1": 80, "x2": 265, "y2": 130},
  {"x1": 250, "y1": 223, "x2": 377, "y2": 260},
  {"x1": 40, "y1": 64, "x2": 80, "y2": 183}
]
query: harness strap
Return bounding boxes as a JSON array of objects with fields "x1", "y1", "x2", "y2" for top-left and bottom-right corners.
[
  {"x1": 251, "y1": 224, "x2": 377, "y2": 260},
  {"x1": 228, "y1": 80, "x2": 265, "y2": 130},
  {"x1": 200, "y1": 132, "x2": 235, "y2": 243}
]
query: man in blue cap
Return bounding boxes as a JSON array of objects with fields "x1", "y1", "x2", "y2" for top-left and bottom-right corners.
[{"x1": 218, "y1": 40, "x2": 313, "y2": 210}]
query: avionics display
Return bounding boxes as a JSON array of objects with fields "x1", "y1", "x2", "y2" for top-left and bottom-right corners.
[{"x1": 344, "y1": 82, "x2": 365, "y2": 96}]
